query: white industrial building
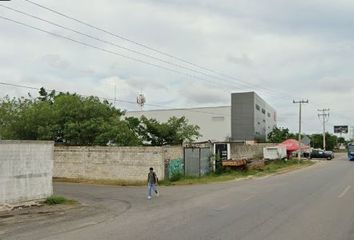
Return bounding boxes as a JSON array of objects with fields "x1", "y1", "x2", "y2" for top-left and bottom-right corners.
[
  {"x1": 127, "y1": 106, "x2": 231, "y2": 142},
  {"x1": 126, "y1": 92, "x2": 277, "y2": 142}
]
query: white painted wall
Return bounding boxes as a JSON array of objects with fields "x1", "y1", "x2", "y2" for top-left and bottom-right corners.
[
  {"x1": 0, "y1": 141, "x2": 54, "y2": 205},
  {"x1": 126, "y1": 106, "x2": 231, "y2": 142}
]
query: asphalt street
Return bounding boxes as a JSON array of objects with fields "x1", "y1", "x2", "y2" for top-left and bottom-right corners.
[{"x1": 3, "y1": 153, "x2": 354, "y2": 240}]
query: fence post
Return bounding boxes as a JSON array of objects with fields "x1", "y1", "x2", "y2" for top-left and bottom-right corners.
[
  {"x1": 183, "y1": 147, "x2": 186, "y2": 177},
  {"x1": 199, "y1": 147, "x2": 201, "y2": 177}
]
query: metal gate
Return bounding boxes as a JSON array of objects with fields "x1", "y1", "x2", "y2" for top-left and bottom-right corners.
[{"x1": 184, "y1": 147, "x2": 211, "y2": 177}]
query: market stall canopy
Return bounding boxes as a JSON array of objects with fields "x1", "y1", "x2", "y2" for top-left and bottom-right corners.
[{"x1": 278, "y1": 139, "x2": 309, "y2": 152}]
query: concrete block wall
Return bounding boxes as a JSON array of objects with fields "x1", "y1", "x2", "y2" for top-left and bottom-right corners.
[
  {"x1": 163, "y1": 146, "x2": 184, "y2": 162},
  {"x1": 230, "y1": 143, "x2": 275, "y2": 160},
  {"x1": 0, "y1": 141, "x2": 54, "y2": 205},
  {"x1": 54, "y1": 146, "x2": 183, "y2": 181}
]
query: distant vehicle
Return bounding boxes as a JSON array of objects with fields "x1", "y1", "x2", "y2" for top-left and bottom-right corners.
[
  {"x1": 307, "y1": 149, "x2": 334, "y2": 160},
  {"x1": 348, "y1": 143, "x2": 354, "y2": 161}
]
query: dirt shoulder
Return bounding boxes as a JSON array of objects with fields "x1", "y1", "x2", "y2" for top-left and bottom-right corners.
[{"x1": 0, "y1": 201, "x2": 105, "y2": 239}]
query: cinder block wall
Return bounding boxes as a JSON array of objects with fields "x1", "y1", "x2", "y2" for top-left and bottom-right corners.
[
  {"x1": 54, "y1": 146, "x2": 183, "y2": 181},
  {"x1": 163, "y1": 146, "x2": 184, "y2": 161},
  {"x1": 0, "y1": 141, "x2": 54, "y2": 205},
  {"x1": 230, "y1": 143, "x2": 275, "y2": 160}
]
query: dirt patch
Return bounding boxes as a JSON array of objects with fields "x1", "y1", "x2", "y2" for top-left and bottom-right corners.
[
  {"x1": 54, "y1": 177, "x2": 146, "y2": 186},
  {"x1": 0, "y1": 203, "x2": 80, "y2": 226}
]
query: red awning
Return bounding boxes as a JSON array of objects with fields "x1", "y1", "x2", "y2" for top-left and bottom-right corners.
[{"x1": 278, "y1": 139, "x2": 303, "y2": 152}]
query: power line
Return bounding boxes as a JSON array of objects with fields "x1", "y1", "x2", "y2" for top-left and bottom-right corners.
[
  {"x1": 0, "y1": 17, "x2": 290, "y2": 118},
  {"x1": 17, "y1": 0, "x2": 354, "y2": 116},
  {"x1": 0, "y1": 2, "x2": 349, "y2": 130},
  {"x1": 0, "y1": 15, "x2": 242, "y2": 92},
  {"x1": 19, "y1": 0, "x2": 241, "y2": 76},
  {"x1": 0, "y1": 81, "x2": 39, "y2": 90},
  {"x1": 0, "y1": 81, "x2": 231, "y2": 116},
  {"x1": 19, "y1": 0, "x2": 294, "y2": 100},
  {"x1": 0, "y1": 19, "x2": 346, "y2": 132},
  {"x1": 0, "y1": 13, "x2": 293, "y2": 103},
  {"x1": 0, "y1": 81, "x2": 135, "y2": 105},
  {"x1": 0, "y1": 4, "x2": 258, "y2": 91}
]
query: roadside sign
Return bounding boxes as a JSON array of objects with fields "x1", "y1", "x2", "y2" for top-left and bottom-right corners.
[{"x1": 334, "y1": 125, "x2": 348, "y2": 133}]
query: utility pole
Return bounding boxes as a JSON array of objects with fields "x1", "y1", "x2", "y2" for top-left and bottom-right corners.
[
  {"x1": 293, "y1": 99, "x2": 309, "y2": 161},
  {"x1": 318, "y1": 108, "x2": 330, "y2": 150}
]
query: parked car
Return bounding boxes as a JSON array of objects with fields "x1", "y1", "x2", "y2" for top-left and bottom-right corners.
[{"x1": 307, "y1": 149, "x2": 334, "y2": 160}]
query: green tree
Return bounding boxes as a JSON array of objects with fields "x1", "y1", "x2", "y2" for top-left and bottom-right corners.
[
  {"x1": 0, "y1": 95, "x2": 54, "y2": 140},
  {"x1": 267, "y1": 127, "x2": 296, "y2": 143},
  {"x1": 337, "y1": 137, "x2": 346, "y2": 144},
  {"x1": 137, "y1": 116, "x2": 201, "y2": 146},
  {"x1": 310, "y1": 133, "x2": 337, "y2": 151},
  {"x1": 50, "y1": 93, "x2": 141, "y2": 145},
  {"x1": 0, "y1": 89, "x2": 200, "y2": 146},
  {"x1": 0, "y1": 89, "x2": 140, "y2": 145},
  {"x1": 38, "y1": 87, "x2": 56, "y2": 103}
]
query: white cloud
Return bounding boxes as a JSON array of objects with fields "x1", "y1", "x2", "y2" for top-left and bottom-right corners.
[{"x1": 0, "y1": 0, "x2": 353, "y2": 134}]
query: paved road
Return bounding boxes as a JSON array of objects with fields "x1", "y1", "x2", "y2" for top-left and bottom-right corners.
[{"x1": 4, "y1": 153, "x2": 354, "y2": 240}]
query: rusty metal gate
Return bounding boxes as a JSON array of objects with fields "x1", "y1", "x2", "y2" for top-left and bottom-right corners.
[{"x1": 184, "y1": 147, "x2": 211, "y2": 177}]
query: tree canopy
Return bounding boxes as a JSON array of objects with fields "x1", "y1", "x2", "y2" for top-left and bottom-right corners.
[
  {"x1": 267, "y1": 127, "x2": 296, "y2": 143},
  {"x1": 310, "y1": 133, "x2": 337, "y2": 151},
  {"x1": 267, "y1": 127, "x2": 339, "y2": 151},
  {"x1": 127, "y1": 116, "x2": 201, "y2": 146},
  {"x1": 0, "y1": 89, "x2": 200, "y2": 146}
]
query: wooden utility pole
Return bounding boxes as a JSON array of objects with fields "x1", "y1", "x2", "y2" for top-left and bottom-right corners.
[
  {"x1": 318, "y1": 109, "x2": 330, "y2": 150},
  {"x1": 293, "y1": 100, "x2": 309, "y2": 161}
]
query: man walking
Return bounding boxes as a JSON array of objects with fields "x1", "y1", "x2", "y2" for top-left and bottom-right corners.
[{"x1": 147, "y1": 167, "x2": 159, "y2": 200}]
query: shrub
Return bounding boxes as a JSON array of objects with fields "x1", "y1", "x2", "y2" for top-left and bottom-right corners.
[
  {"x1": 44, "y1": 195, "x2": 68, "y2": 205},
  {"x1": 170, "y1": 172, "x2": 184, "y2": 182}
]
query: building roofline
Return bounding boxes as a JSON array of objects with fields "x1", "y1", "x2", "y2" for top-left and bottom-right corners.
[
  {"x1": 231, "y1": 91, "x2": 276, "y2": 111},
  {"x1": 126, "y1": 105, "x2": 231, "y2": 113}
]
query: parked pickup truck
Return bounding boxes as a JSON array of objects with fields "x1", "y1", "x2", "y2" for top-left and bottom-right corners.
[{"x1": 304, "y1": 149, "x2": 334, "y2": 160}]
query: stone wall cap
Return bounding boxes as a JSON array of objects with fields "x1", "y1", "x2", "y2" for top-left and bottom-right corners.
[
  {"x1": 54, "y1": 145, "x2": 163, "y2": 149},
  {"x1": 0, "y1": 140, "x2": 54, "y2": 144}
]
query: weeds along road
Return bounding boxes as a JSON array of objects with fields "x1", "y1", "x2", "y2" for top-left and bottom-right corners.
[{"x1": 3, "y1": 153, "x2": 354, "y2": 240}]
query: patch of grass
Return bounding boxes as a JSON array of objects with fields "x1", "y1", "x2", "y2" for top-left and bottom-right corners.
[
  {"x1": 44, "y1": 195, "x2": 77, "y2": 205},
  {"x1": 169, "y1": 172, "x2": 184, "y2": 182},
  {"x1": 53, "y1": 177, "x2": 146, "y2": 186},
  {"x1": 162, "y1": 159, "x2": 314, "y2": 186}
]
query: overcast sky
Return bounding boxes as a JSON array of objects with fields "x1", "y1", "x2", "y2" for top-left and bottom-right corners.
[{"x1": 0, "y1": 0, "x2": 353, "y2": 135}]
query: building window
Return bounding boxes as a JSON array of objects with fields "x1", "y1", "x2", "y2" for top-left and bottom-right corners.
[
  {"x1": 267, "y1": 112, "x2": 271, "y2": 118},
  {"x1": 212, "y1": 116, "x2": 225, "y2": 122},
  {"x1": 262, "y1": 108, "x2": 266, "y2": 114},
  {"x1": 263, "y1": 119, "x2": 266, "y2": 123},
  {"x1": 255, "y1": 104, "x2": 260, "y2": 111}
]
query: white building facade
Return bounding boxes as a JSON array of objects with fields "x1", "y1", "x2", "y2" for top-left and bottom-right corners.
[
  {"x1": 126, "y1": 106, "x2": 231, "y2": 142},
  {"x1": 126, "y1": 92, "x2": 277, "y2": 143}
]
